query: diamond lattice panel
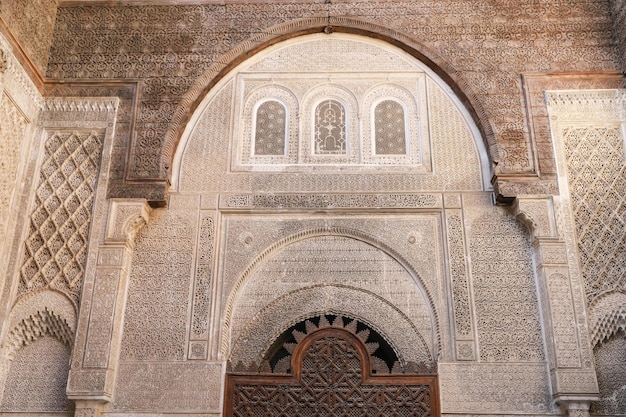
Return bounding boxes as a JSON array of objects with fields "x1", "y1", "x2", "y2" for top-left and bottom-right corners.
[
  {"x1": 18, "y1": 131, "x2": 103, "y2": 306},
  {"x1": 564, "y1": 127, "x2": 626, "y2": 304}
]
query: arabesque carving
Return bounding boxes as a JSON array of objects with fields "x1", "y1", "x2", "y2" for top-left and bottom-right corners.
[
  {"x1": 547, "y1": 90, "x2": 626, "y2": 304},
  {"x1": 468, "y1": 210, "x2": 545, "y2": 362},
  {"x1": 17, "y1": 130, "x2": 104, "y2": 307},
  {"x1": 0, "y1": 92, "x2": 28, "y2": 250},
  {"x1": 105, "y1": 199, "x2": 152, "y2": 245},
  {"x1": 222, "y1": 226, "x2": 440, "y2": 357}
]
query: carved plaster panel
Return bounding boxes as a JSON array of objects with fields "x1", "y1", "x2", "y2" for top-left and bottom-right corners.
[
  {"x1": 220, "y1": 193, "x2": 442, "y2": 210},
  {"x1": 439, "y1": 362, "x2": 553, "y2": 414},
  {"x1": 218, "y1": 215, "x2": 443, "y2": 340},
  {"x1": 228, "y1": 234, "x2": 436, "y2": 365},
  {"x1": 120, "y1": 208, "x2": 196, "y2": 361},
  {"x1": 16, "y1": 130, "x2": 105, "y2": 308},
  {"x1": 547, "y1": 89, "x2": 626, "y2": 407},
  {"x1": 174, "y1": 34, "x2": 488, "y2": 193},
  {"x1": 0, "y1": 33, "x2": 44, "y2": 350},
  {"x1": 547, "y1": 89, "x2": 626, "y2": 322},
  {"x1": 113, "y1": 362, "x2": 223, "y2": 412},
  {"x1": 465, "y1": 199, "x2": 545, "y2": 362},
  {"x1": 0, "y1": 93, "x2": 28, "y2": 257},
  {"x1": 48, "y1": 2, "x2": 619, "y2": 180},
  {"x1": 0, "y1": 337, "x2": 72, "y2": 413}
]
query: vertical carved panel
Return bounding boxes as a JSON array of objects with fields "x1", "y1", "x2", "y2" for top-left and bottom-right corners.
[
  {"x1": 547, "y1": 272, "x2": 582, "y2": 368},
  {"x1": 189, "y1": 211, "x2": 215, "y2": 360},
  {"x1": 445, "y1": 210, "x2": 475, "y2": 360},
  {"x1": 469, "y1": 211, "x2": 545, "y2": 362},
  {"x1": 561, "y1": 126, "x2": 626, "y2": 304},
  {"x1": 17, "y1": 131, "x2": 104, "y2": 306},
  {"x1": 0, "y1": 93, "x2": 28, "y2": 244},
  {"x1": 121, "y1": 209, "x2": 195, "y2": 361},
  {"x1": 427, "y1": 79, "x2": 482, "y2": 190}
]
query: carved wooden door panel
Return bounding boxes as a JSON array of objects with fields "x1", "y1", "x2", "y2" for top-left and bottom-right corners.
[{"x1": 224, "y1": 328, "x2": 439, "y2": 416}]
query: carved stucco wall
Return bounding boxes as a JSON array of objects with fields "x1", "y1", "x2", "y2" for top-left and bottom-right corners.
[
  {"x1": 0, "y1": 77, "x2": 118, "y2": 415},
  {"x1": 110, "y1": 34, "x2": 554, "y2": 416},
  {"x1": 0, "y1": 0, "x2": 58, "y2": 76},
  {"x1": 610, "y1": 0, "x2": 626, "y2": 71},
  {"x1": 547, "y1": 89, "x2": 626, "y2": 416},
  {"x1": 0, "y1": 33, "x2": 43, "y2": 311},
  {"x1": 46, "y1": 1, "x2": 620, "y2": 200},
  {"x1": 226, "y1": 222, "x2": 439, "y2": 371},
  {"x1": 175, "y1": 34, "x2": 486, "y2": 194},
  {"x1": 0, "y1": 3, "x2": 622, "y2": 416}
]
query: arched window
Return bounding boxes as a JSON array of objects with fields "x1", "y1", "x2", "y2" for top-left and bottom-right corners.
[
  {"x1": 254, "y1": 100, "x2": 287, "y2": 156},
  {"x1": 375, "y1": 99, "x2": 407, "y2": 155},
  {"x1": 314, "y1": 99, "x2": 347, "y2": 155}
]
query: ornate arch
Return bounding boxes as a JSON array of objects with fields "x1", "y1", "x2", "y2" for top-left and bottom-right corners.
[
  {"x1": 221, "y1": 226, "x2": 440, "y2": 357},
  {"x1": 228, "y1": 285, "x2": 435, "y2": 373},
  {"x1": 163, "y1": 16, "x2": 496, "y2": 178},
  {"x1": 589, "y1": 291, "x2": 626, "y2": 347},
  {"x1": 3, "y1": 308, "x2": 73, "y2": 359}
]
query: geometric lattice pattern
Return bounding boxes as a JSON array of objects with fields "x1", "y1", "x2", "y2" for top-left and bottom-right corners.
[
  {"x1": 563, "y1": 127, "x2": 626, "y2": 304},
  {"x1": 226, "y1": 328, "x2": 436, "y2": 417},
  {"x1": 375, "y1": 100, "x2": 407, "y2": 155},
  {"x1": 18, "y1": 131, "x2": 103, "y2": 306},
  {"x1": 260, "y1": 315, "x2": 406, "y2": 375},
  {"x1": 254, "y1": 100, "x2": 286, "y2": 156}
]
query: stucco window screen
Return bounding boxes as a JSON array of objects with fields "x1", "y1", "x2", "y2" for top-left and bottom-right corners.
[
  {"x1": 314, "y1": 99, "x2": 348, "y2": 155},
  {"x1": 374, "y1": 99, "x2": 408, "y2": 155},
  {"x1": 253, "y1": 99, "x2": 288, "y2": 156}
]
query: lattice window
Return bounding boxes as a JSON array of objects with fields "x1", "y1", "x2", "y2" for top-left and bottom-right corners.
[
  {"x1": 225, "y1": 327, "x2": 439, "y2": 417},
  {"x1": 262, "y1": 315, "x2": 408, "y2": 375},
  {"x1": 254, "y1": 100, "x2": 287, "y2": 156},
  {"x1": 314, "y1": 99, "x2": 347, "y2": 155},
  {"x1": 375, "y1": 99, "x2": 407, "y2": 155}
]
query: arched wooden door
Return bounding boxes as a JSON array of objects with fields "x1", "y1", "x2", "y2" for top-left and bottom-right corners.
[{"x1": 224, "y1": 327, "x2": 439, "y2": 416}]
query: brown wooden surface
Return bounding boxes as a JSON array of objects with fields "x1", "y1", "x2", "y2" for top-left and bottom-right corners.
[{"x1": 225, "y1": 328, "x2": 439, "y2": 417}]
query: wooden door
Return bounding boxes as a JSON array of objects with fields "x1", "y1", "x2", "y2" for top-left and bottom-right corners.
[{"x1": 225, "y1": 328, "x2": 439, "y2": 416}]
